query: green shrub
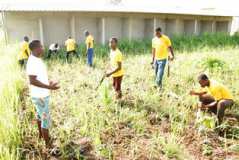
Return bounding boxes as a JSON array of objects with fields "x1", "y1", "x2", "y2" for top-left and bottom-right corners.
[{"x1": 44, "y1": 33, "x2": 239, "y2": 60}]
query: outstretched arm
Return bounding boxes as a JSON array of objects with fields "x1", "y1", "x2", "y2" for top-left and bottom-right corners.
[
  {"x1": 29, "y1": 75, "x2": 59, "y2": 90},
  {"x1": 190, "y1": 90, "x2": 207, "y2": 96}
]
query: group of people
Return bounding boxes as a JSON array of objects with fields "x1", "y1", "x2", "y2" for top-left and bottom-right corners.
[
  {"x1": 21, "y1": 27, "x2": 234, "y2": 151},
  {"x1": 18, "y1": 30, "x2": 95, "y2": 66}
]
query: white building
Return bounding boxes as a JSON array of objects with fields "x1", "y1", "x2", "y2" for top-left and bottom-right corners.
[{"x1": 1, "y1": 0, "x2": 239, "y2": 46}]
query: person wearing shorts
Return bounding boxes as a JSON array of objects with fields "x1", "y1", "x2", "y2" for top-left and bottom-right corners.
[
  {"x1": 27, "y1": 40, "x2": 60, "y2": 148},
  {"x1": 190, "y1": 73, "x2": 234, "y2": 125},
  {"x1": 106, "y1": 37, "x2": 124, "y2": 99}
]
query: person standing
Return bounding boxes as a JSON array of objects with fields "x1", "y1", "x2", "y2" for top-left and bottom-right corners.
[
  {"x1": 18, "y1": 36, "x2": 30, "y2": 67},
  {"x1": 65, "y1": 36, "x2": 77, "y2": 63},
  {"x1": 106, "y1": 38, "x2": 124, "y2": 99},
  {"x1": 151, "y1": 27, "x2": 174, "y2": 89},
  {"x1": 85, "y1": 30, "x2": 94, "y2": 67},
  {"x1": 26, "y1": 40, "x2": 60, "y2": 148}
]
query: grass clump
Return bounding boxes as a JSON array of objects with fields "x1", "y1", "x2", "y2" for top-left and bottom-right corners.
[{"x1": 0, "y1": 45, "x2": 24, "y2": 160}]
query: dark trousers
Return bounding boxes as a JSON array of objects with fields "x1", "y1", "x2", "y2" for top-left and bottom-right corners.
[
  {"x1": 113, "y1": 76, "x2": 123, "y2": 98},
  {"x1": 18, "y1": 59, "x2": 27, "y2": 67},
  {"x1": 48, "y1": 50, "x2": 57, "y2": 58},
  {"x1": 199, "y1": 94, "x2": 233, "y2": 125},
  {"x1": 66, "y1": 50, "x2": 77, "y2": 62}
]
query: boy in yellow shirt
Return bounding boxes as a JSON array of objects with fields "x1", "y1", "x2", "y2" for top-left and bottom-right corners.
[
  {"x1": 85, "y1": 30, "x2": 94, "y2": 67},
  {"x1": 190, "y1": 73, "x2": 234, "y2": 125},
  {"x1": 65, "y1": 36, "x2": 77, "y2": 63},
  {"x1": 151, "y1": 27, "x2": 174, "y2": 89},
  {"x1": 106, "y1": 38, "x2": 124, "y2": 99},
  {"x1": 18, "y1": 36, "x2": 30, "y2": 67}
]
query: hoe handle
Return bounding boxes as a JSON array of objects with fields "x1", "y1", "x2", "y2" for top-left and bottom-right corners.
[
  {"x1": 167, "y1": 61, "x2": 170, "y2": 77},
  {"x1": 95, "y1": 75, "x2": 106, "y2": 90}
]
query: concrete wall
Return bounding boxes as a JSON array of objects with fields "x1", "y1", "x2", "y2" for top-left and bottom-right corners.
[
  {"x1": 122, "y1": 17, "x2": 130, "y2": 39},
  {"x1": 42, "y1": 12, "x2": 70, "y2": 45},
  {"x1": 130, "y1": 18, "x2": 145, "y2": 40},
  {"x1": 200, "y1": 20, "x2": 213, "y2": 33},
  {"x1": 105, "y1": 17, "x2": 123, "y2": 41},
  {"x1": 144, "y1": 18, "x2": 154, "y2": 39},
  {"x1": 155, "y1": 18, "x2": 166, "y2": 33},
  {"x1": 165, "y1": 19, "x2": 176, "y2": 36},
  {"x1": 75, "y1": 14, "x2": 100, "y2": 43},
  {"x1": 4, "y1": 11, "x2": 233, "y2": 45},
  {"x1": 216, "y1": 21, "x2": 229, "y2": 32},
  {"x1": 5, "y1": 12, "x2": 40, "y2": 43},
  {"x1": 184, "y1": 20, "x2": 195, "y2": 35}
]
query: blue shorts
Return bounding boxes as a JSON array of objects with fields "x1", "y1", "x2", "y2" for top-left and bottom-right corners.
[{"x1": 32, "y1": 96, "x2": 51, "y2": 129}]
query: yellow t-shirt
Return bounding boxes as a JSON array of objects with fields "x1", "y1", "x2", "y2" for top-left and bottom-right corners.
[
  {"x1": 85, "y1": 35, "x2": 94, "y2": 49},
  {"x1": 65, "y1": 38, "x2": 76, "y2": 52},
  {"x1": 206, "y1": 80, "x2": 233, "y2": 101},
  {"x1": 152, "y1": 35, "x2": 171, "y2": 60},
  {"x1": 18, "y1": 41, "x2": 30, "y2": 60},
  {"x1": 110, "y1": 48, "x2": 124, "y2": 77}
]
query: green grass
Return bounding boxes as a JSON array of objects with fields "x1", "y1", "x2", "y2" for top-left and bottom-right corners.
[
  {"x1": 1, "y1": 34, "x2": 239, "y2": 159},
  {"x1": 44, "y1": 33, "x2": 239, "y2": 60},
  {"x1": 0, "y1": 45, "x2": 25, "y2": 160}
]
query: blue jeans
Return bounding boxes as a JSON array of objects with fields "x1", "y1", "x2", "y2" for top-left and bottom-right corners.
[
  {"x1": 87, "y1": 48, "x2": 94, "y2": 66},
  {"x1": 155, "y1": 59, "x2": 167, "y2": 88}
]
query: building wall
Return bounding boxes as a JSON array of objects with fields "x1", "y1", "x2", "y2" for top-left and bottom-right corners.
[
  {"x1": 200, "y1": 20, "x2": 212, "y2": 33},
  {"x1": 105, "y1": 17, "x2": 123, "y2": 41},
  {"x1": 74, "y1": 14, "x2": 101, "y2": 43},
  {"x1": 216, "y1": 21, "x2": 229, "y2": 32},
  {"x1": 130, "y1": 18, "x2": 145, "y2": 40},
  {"x1": 42, "y1": 12, "x2": 70, "y2": 45},
  {"x1": 165, "y1": 19, "x2": 176, "y2": 36},
  {"x1": 184, "y1": 20, "x2": 195, "y2": 35},
  {"x1": 5, "y1": 12, "x2": 40, "y2": 43},
  {"x1": 144, "y1": 18, "x2": 154, "y2": 39},
  {"x1": 4, "y1": 12, "x2": 233, "y2": 46}
]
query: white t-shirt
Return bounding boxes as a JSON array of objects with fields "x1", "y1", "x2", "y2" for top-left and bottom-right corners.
[
  {"x1": 49, "y1": 43, "x2": 60, "y2": 51},
  {"x1": 26, "y1": 55, "x2": 50, "y2": 98}
]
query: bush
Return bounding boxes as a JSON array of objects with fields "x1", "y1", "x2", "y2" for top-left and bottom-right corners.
[{"x1": 44, "y1": 33, "x2": 239, "y2": 60}]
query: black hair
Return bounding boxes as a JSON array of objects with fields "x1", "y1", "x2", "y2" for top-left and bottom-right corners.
[
  {"x1": 29, "y1": 40, "x2": 41, "y2": 51},
  {"x1": 84, "y1": 30, "x2": 89, "y2": 35},
  {"x1": 198, "y1": 73, "x2": 209, "y2": 81},
  {"x1": 155, "y1": 27, "x2": 162, "y2": 32},
  {"x1": 111, "y1": 37, "x2": 118, "y2": 43},
  {"x1": 24, "y1": 36, "x2": 29, "y2": 41}
]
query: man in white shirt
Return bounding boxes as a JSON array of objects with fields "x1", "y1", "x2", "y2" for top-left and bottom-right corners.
[
  {"x1": 26, "y1": 40, "x2": 60, "y2": 148},
  {"x1": 48, "y1": 43, "x2": 60, "y2": 58}
]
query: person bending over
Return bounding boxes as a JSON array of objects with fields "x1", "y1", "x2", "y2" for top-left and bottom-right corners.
[{"x1": 190, "y1": 73, "x2": 233, "y2": 125}]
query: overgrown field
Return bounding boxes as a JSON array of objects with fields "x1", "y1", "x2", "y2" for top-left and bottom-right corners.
[
  {"x1": 0, "y1": 45, "x2": 25, "y2": 160},
  {"x1": 1, "y1": 34, "x2": 239, "y2": 160}
]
